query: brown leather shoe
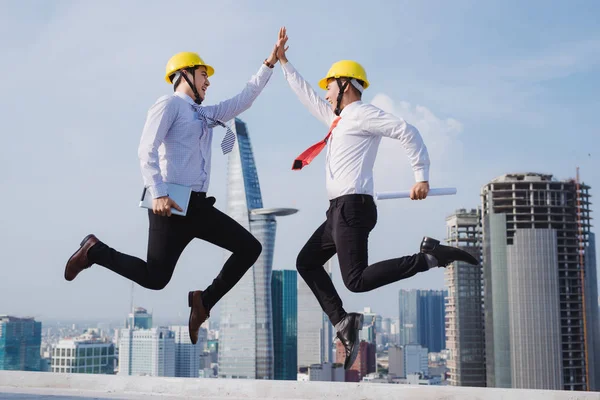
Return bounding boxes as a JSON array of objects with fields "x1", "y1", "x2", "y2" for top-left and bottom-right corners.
[
  {"x1": 64, "y1": 234, "x2": 99, "y2": 281},
  {"x1": 188, "y1": 291, "x2": 209, "y2": 345}
]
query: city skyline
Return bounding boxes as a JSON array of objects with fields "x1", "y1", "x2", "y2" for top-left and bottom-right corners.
[{"x1": 1, "y1": 1, "x2": 598, "y2": 325}]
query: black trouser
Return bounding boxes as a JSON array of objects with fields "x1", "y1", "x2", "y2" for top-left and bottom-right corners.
[
  {"x1": 296, "y1": 194, "x2": 428, "y2": 326},
  {"x1": 88, "y1": 192, "x2": 262, "y2": 311}
]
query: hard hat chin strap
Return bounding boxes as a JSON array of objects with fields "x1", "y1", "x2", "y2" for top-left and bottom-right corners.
[
  {"x1": 180, "y1": 68, "x2": 203, "y2": 105},
  {"x1": 334, "y1": 78, "x2": 350, "y2": 116}
]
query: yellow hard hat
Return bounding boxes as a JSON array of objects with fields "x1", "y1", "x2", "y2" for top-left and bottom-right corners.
[
  {"x1": 165, "y1": 52, "x2": 214, "y2": 84},
  {"x1": 318, "y1": 60, "x2": 370, "y2": 90}
]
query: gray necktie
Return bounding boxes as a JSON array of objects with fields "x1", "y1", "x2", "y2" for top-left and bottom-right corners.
[{"x1": 193, "y1": 105, "x2": 236, "y2": 154}]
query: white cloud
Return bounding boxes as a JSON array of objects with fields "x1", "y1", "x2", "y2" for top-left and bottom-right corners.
[{"x1": 369, "y1": 93, "x2": 465, "y2": 191}]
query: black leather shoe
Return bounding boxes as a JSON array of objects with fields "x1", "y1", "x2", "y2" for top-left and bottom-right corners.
[
  {"x1": 336, "y1": 313, "x2": 364, "y2": 370},
  {"x1": 420, "y1": 236, "x2": 478, "y2": 267}
]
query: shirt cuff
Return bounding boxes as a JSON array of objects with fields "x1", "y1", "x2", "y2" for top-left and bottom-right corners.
[
  {"x1": 257, "y1": 63, "x2": 274, "y2": 79},
  {"x1": 414, "y1": 168, "x2": 429, "y2": 183},
  {"x1": 149, "y1": 183, "x2": 168, "y2": 199}
]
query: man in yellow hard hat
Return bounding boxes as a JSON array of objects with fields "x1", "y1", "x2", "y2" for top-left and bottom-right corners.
[
  {"x1": 64, "y1": 41, "x2": 282, "y2": 345},
  {"x1": 276, "y1": 27, "x2": 477, "y2": 370}
]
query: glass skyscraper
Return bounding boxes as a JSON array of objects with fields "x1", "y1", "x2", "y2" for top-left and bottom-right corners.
[
  {"x1": 398, "y1": 289, "x2": 447, "y2": 352},
  {"x1": 418, "y1": 290, "x2": 447, "y2": 353},
  {"x1": 218, "y1": 118, "x2": 298, "y2": 380},
  {"x1": 398, "y1": 289, "x2": 419, "y2": 347},
  {"x1": 0, "y1": 315, "x2": 41, "y2": 371},
  {"x1": 271, "y1": 270, "x2": 298, "y2": 380}
]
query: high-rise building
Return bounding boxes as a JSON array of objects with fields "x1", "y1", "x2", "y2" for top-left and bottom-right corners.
[
  {"x1": 171, "y1": 326, "x2": 206, "y2": 378},
  {"x1": 218, "y1": 118, "x2": 298, "y2": 380},
  {"x1": 398, "y1": 289, "x2": 446, "y2": 352},
  {"x1": 297, "y1": 260, "x2": 334, "y2": 368},
  {"x1": 0, "y1": 315, "x2": 41, "y2": 371},
  {"x1": 445, "y1": 208, "x2": 486, "y2": 387},
  {"x1": 398, "y1": 290, "x2": 419, "y2": 346},
  {"x1": 51, "y1": 330, "x2": 115, "y2": 374},
  {"x1": 481, "y1": 172, "x2": 599, "y2": 391},
  {"x1": 418, "y1": 290, "x2": 446, "y2": 353},
  {"x1": 271, "y1": 270, "x2": 298, "y2": 380},
  {"x1": 125, "y1": 307, "x2": 152, "y2": 330},
  {"x1": 118, "y1": 327, "x2": 175, "y2": 377}
]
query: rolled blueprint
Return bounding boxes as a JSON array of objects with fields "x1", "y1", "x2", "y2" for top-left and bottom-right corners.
[{"x1": 375, "y1": 187, "x2": 457, "y2": 200}]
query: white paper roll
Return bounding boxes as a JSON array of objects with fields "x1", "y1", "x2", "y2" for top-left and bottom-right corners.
[{"x1": 375, "y1": 187, "x2": 457, "y2": 200}]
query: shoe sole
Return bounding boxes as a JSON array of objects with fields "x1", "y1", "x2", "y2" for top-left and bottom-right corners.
[
  {"x1": 188, "y1": 291, "x2": 197, "y2": 345},
  {"x1": 64, "y1": 234, "x2": 95, "y2": 281}
]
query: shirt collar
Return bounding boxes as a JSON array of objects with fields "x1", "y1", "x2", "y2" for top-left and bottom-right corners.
[
  {"x1": 340, "y1": 100, "x2": 362, "y2": 117},
  {"x1": 173, "y1": 91, "x2": 196, "y2": 106}
]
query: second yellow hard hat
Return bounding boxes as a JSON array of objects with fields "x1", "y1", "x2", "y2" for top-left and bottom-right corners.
[{"x1": 318, "y1": 60, "x2": 370, "y2": 90}]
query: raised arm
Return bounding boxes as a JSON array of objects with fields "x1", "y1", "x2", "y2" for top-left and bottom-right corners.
[
  {"x1": 277, "y1": 27, "x2": 336, "y2": 127},
  {"x1": 363, "y1": 105, "x2": 430, "y2": 183},
  {"x1": 203, "y1": 44, "x2": 279, "y2": 122}
]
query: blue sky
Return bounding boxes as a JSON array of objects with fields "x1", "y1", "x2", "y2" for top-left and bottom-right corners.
[{"x1": 0, "y1": 0, "x2": 598, "y2": 322}]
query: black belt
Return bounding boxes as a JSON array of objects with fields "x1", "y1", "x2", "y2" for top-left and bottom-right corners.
[
  {"x1": 190, "y1": 191, "x2": 207, "y2": 199},
  {"x1": 189, "y1": 191, "x2": 216, "y2": 207},
  {"x1": 329, "y1": 193, "x2": 373, "y2": 206}
]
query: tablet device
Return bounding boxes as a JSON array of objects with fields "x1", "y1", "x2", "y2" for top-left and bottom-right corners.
[{"x1": 139, "y1": 183, "x2": 192, "y2": 216}]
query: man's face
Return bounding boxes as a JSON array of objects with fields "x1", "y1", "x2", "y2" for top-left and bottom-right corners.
[
  {"x1": 185, "y1": 66, "x2": 210, "y2": 101},
  {"x1": 324, "y1": 78, "x2": 341, "y2": 111}
]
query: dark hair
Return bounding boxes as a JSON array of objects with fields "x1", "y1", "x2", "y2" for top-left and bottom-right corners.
[
  {"x1": 172, "y1": 66, "x2": 198, "y2": 91},
  {"x1": 347, "y1": 78, "x2": 364, "y2": 98}
]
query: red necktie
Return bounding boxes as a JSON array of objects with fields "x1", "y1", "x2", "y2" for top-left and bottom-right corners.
[{"x1": 292, "y1": 116, "x2": 341, "y2": 170}]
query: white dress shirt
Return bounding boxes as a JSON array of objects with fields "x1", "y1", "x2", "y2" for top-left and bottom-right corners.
[
  {"x1": 281, "y1": 62, "x2": 431, "y2": 200},
  {"x1": 138, "y1": 64, "x2": 273, "y2": 198}
]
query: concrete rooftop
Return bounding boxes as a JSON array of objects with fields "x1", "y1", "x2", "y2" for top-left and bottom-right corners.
[{"x1": 0, "y1": 371, "x2": 599, "y2": 400}]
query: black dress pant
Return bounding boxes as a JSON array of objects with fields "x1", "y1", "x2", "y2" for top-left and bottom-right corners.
[
  {"x1": 88, "y1": 192, "x2": 262, "y2": 311},
  {"x1": 296, "y1": 194, "x2": 428, "y2": 326}
]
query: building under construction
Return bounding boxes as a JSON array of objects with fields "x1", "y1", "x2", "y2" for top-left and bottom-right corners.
[{"x1": 481, "y1": 172, "x2": 599, "y2": 391}]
